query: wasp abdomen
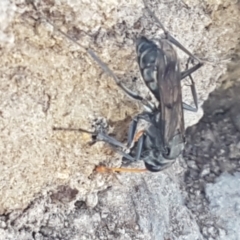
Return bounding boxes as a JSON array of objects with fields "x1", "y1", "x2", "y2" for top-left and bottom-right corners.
[{"x1": 136, "y1": 36, "x2": 168, "y2": 101}]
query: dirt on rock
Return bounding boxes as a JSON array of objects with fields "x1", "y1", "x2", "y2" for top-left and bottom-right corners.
[{"x1": 0, "y1": 0, "x2": 240, "y2": 239}]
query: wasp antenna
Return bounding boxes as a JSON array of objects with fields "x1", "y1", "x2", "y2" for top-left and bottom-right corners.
[
  {"x1": 95, "y1": 165, "x2": 147, "y2": 173},
  {"x1": 52, "y1": 127, "x2": 96, "y2": 135},
  {"x1": 30, "y1": 0, "x2": 88, "y2": 51},
  {"x1": 86, "y1": 49, "x2": 121, "y2": 85},
  {"x1": 31, "y1": 2, "x2": 121, "y2": 88}
]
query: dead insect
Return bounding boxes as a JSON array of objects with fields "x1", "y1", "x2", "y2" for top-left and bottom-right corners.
[
  {"x1": 35, "y1": 0, "x2": 203, "y2": 172},
  {"x1": 124, "y1": 1, "x2": 203, "y2": 171}
]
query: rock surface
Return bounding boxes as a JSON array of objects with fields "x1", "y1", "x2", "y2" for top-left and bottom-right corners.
[{"x1": 0, "y1": 0, "x2": 240, "y2": 239}]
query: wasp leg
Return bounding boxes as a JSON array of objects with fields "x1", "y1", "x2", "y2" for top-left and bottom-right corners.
[
  {"x1": 115, "y1": 132, "x2": 145, "y2": 165},
  {"x1": 127, "y1": 118, "x2": 138, "y2": 148},
  {"x1": 53, "y1": 126, "x2": 143, "y2": 163},
  {"x1": 53, "y1": 127, "x2": 126, "y2": 148},
  {"x1": 33, "y1": 1, "x2": 154, "y2": 111},
  {"x1": 88, "y1": 49, "x2": 155, "y2": 111},
  {"x1": 181, "y1": 58, "x2": 200, "y2": 112},
  {"x1": 163, "y1": 34, "x2": 201, "y2": 63},
  {"x1": 53, "y1": 127, "x2": 147, "y2": 172},
  {"x1": 94, "y1": 131, "x2": 126, "y2": 149},
  {"x1": 53, "y1": 126, "x2": 145, "y2": 162},
  {"x1": 182, "y1": 101, "x2": 197, "y2": 112},
  {"x1": 142, "y1": 0, "x2": 202, "y2": 113},
  {"x1": 182, "y1": 76, "x2": 198, "y2": 112},
  {"x1": 32, "y1": 4, "x2": 154, "y2": 111},
  {"x1": 182, "y1": 73, "x2": 198, "y2": 112},
  {"x1": 180, "y1": 63, "x2": 203, "y2": 80},
  {"x1": 135, "y1": 134, "x2": 145, "y2": 161},
  {"x1": 142, "y1": 0, "x2": 202, "y2": 64},
  {"x1": 127, "y1": 112, "x2": 155, "y2": 148},
  {"x1": 110, "y1": 145, "x2": 136, "y2": 161}
]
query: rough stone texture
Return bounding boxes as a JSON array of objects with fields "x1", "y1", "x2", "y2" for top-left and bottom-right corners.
[
  {"x1": 206, "y1": 172, "x2": 240, "y2": 240},
  {"x1": 1, "y1": 0, "x2": 240, "y2": 239},
  {"x1": 182, "y1": 50, "x2": 240, "y2": 239}
]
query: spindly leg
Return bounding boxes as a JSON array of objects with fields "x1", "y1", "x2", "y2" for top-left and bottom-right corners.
[
  {"x1": 181, "y1": 59, "x2": 200, "y2": 112},
  {"x1": 142, "y1": 0, "x2": 202, "y2": 64},
  {"x1": 127, "y1": 118, "x2": 138, "y2": 148},
  {"x1": 122, "y1": 132, "x2": 145, "y2": 163},
  {"x1": 180, "y1": 63, "x2": 203, "y2": 80},
  {"x1": 87, "y1": 49, "x2": 155, "y2": 111},
  {"x1": 88, "y1": 131, "x2": 145, "y2": 163},
  {"x1": 182, "y1": 74, "x2": 198, "y2": 112},
  {"x1": 53, "y1": 126, "x2": 139, "y2": 162},
  {"x1": 55, "y1": 126, "x2": 147, "y2": 172},
  {"x1": 182, "y1": 101, "x2": 198, "y2": 112},
  {"x1": 182, "y1": 73, "x2": 198, "y2": 112},
  {"x1": 142, "y1": 0, "x2": 202, "y2": 112},
  {"x1": 53, "y1": 127, "x2": 126, "y2": 149},
  {"x1": 135, "y1": 134, "x2": 145, "y2": 161},
  {"x1": 31, "y1": 2, "x2": 155, "y2": 112}
]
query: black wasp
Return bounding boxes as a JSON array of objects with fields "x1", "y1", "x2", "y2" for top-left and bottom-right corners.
[{"x1": 35, "y1": 0, "x2": 204, "y2": 172}]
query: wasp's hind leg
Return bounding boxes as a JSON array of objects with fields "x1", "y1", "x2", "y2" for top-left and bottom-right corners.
[
  {"x1": 88, "y1": 49, "x2": 156, "y2": 111},
  {"x1": 181, "y1": 72, "x2": 199, "y2": 112},
  {"x1": 142, "y1": 0, "x2": 202, "y2": 65},
  {"x1": 142, "y1": 0, "x2": 203, "y2": 113},
  {"x1": 181, "y1": 58, "x2": 201, "y2": 112},
  {"x1": 31, "y1": 3, "x2": 154, "y2": 112},
  {"x1": 182, "y1": 74, "x2": 198, "y2": 112}
]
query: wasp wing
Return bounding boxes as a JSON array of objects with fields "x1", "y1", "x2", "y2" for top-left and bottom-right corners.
[{"x1": 156, "y1": 41, "x2": 185, "y2": 154}]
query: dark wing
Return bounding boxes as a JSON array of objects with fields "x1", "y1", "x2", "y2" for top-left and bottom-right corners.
[
  {"x1": 156, "y1": 41, "x2": 184, "y2": 148},
  {"x1": 137, "y1": 37, "x2": 184, "y2": 153}
]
